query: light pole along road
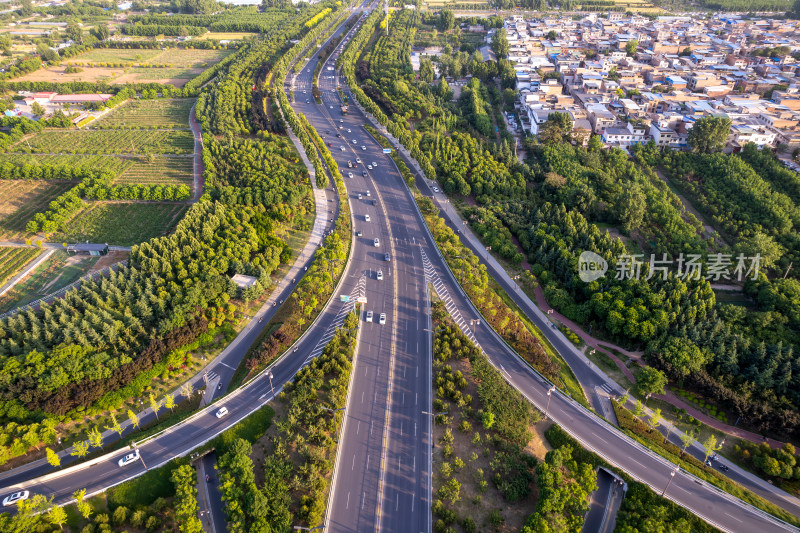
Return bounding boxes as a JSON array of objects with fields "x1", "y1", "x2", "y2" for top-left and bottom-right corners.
[{"x1": 297, "y1": 6, "x2": 800, "y2": 533}]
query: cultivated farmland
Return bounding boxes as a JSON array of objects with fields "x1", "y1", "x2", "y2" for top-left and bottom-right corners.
[
  {"x1": 0, "y1": 154, "x2": 133, "y2": 174},
  {"x1": 117, "y1": 158, "x2": 194, "y2": 187},
  {"x1": 0, "y1": 180, "x2": 77, "y2": 239},
  {"x1": 0, "y1": 247, "x2": 42, "y2": 288},
  {"x1": 12, "y1": 130, "x2": 195, "y2": 155},
  {"x1": 92, "y1": 98, "x2": 195, "y2": 130},
  {"x1": 51, "y1": 202, "x2": 189, "y2": 246}
]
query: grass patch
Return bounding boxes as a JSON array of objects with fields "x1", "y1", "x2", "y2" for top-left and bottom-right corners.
[
  {"x1": 93, "y1": 98, "x2": 195, "y2": 130},
  {"x1": 72, "y1": 48, "x2": 163, "y2": 64},
  {"x1": 52, "y1": 202, "x2": 189, "y2": 246},
  {"x1": 116, "y1": 157, "x2": 194, "y2": 188},
  {"x1": 0, "y1": 247, "x2": 41, "y2": 286},
  {"x1": 0, "y1": 180, "x2": 77, "y2": 239},
  {"x1": 16, "y1": 130, "x2": 195, "y2": 155},
  {"x1": 0, "y1": 251, "x2": 99, "y2": 313}
]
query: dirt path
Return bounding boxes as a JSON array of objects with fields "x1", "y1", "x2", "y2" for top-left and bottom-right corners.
[
  {"x1": 189, "y1": 102, "x2": 205, "y2": 202},
  {"x1": 654, "y1": 167, "x2": 729, "y2": 246}
]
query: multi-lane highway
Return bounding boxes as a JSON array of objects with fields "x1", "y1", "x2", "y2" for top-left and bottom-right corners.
[{"x1": 1, "y1": 6, "x2": 799, "y2": 533}]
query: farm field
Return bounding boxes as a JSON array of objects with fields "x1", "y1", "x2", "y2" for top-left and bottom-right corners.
[
  {"x1": 0, "y1": 251, "x2": 100, "y2": 314},
  {"x1": 92, "y1": 98, "x2": 195, "y2": 129},
  {"x1": 0, "y1": 180, "x2": 77, "y2": 240},
  {"x1": 0, "y1": 247, "x2": 42, "y2": 288},
  {"x1": 199, "y1": 32, "x2": 257, "y2": 40},
  {"x1": 117, "y1": 157, "x2": 194, "y2": 187},
  {"x1": 13, "y1": 49, "x2": 232, "y2": 87},
  {"x1": 13, "y1": 129, "x2": 195, "y2": 155},
  {"x1": 0, "y1": 152, "x2": 194, "y2": 188},
  {"x1": 51, "y1": 202, "x2": 189, "y2": 246}
]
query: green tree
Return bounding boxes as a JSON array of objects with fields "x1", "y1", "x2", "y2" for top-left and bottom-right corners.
[
  {"x1": 680, "y1": 429, "x2": 696, "y2": 456},
  {"x1": 87, "y1": 426, "x2": 103, "y2": 449},
  {"x1": 419, "y1": 58, "x2": 434, "y2": 83},
  {"x1": 0, "y1": 34, "x2": 11, "y2": 53},
  {"x1": 539, "y1": 111, "x2": 572, "y2": 144},
  {"x1": 164, "y1": 392, "x2": 176, "y2": 413},
  {"x1": 74, "y1": 489, "x2": 92, "y2": 520},
  {"x1": 31, "y1": 102, "x2": 46, "y2": 118},
  {"x1": 149, "y1": 393, "x2": 162, "y2": 421},
  {"x1": 734, "y1": 231, "x2": 785, "y2": 270},
  {"x1": 545, "y1": 30, "x2": 557, "y2": 40},
  {"x1": 687, "y1": 116, "x2": 731, "y2": 154},
  {"x1": 702, "y1": 434, "x2": 722, "y2": 462},
  {"x1": 107, "y1": 413, "x2": 124, "y2": 438},
  {"x1": 625, "y1": 39, "x2": 639, "y2": 56},
  {"x1": 48, "y1": 505, "x2": 67, "y2": 529},
  {"x1": 71, "y1": 440, "x2": 89, "y2": 459},
  {"x1": 648, "y1": 408, "x2": 662, "y2": 432},
  {"x1": 171, "y1": 464, "x2": 203, "y2": 533},
  {"x1": 94, "y1": 23, "x2": 110, "y2": 41},
  {"x1": 127, "y1": 410, "x2": 140, "y2": 429},
  {"x1": 618, "y1": 184, "x2": 646, "y2": 232},
  {"x1": 438, "y1": 10, "x2": 455, "y2": 32},
  {"x1": 46, "y1": 447, "x2": 61, "y2": 468},
  {"x1": 491, "y1": 28, "x2": 510, "y2": 60},
  {"x1": 66, "y1": 22, "x2": 83, "y2": 44},
  {"x1": 635, "y1": 367, "x2": 667, "y2": 400},
  {"x1": 657, "y1": 337, "x2": 707, "y2": 377}
]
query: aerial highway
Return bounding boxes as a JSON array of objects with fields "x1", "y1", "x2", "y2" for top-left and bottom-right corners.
[{"x1": 1, "y1": 6, "x2": 799, "y2": 533}]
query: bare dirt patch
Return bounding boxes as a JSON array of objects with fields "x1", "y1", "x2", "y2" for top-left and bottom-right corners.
[{"x1": 13, "y1": 65, "x2": 123, "y2": 83}]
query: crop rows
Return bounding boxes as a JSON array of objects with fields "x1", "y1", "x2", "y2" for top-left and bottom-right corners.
[
  {"x1": 116, "y1": 158, "x2": 194, "y2": 187},
  {"x1": 93, "y1": 98, "x2": 195, "y2": 130},
  {"x1": 73, "y1": 48, "x2": 232, "y2": 68},
  {"x1": 51, "y1": 202, "x2": 190, "y2": 246},
  {"x1": 0, "y1": 180, "x2": 77, "y2": 239},
  {"x1": 0, "y1": 154, "x2": 134, "y2": 175},
  {"x1": 12, "y1": 130, "x2": 195, "y2": 155},
  {"x1": 0, "y1": 247, "x2": 41, "y2": 287}
]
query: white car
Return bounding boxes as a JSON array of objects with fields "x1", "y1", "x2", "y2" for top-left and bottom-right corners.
[
  {"x1": 366, "y1": 190, "x2": 371, "y2": 197},
  {"x1": 372, "y1": 162, "x2": 377, "y2": 167},
  {"x1": 379, "y1": 313, "x2": 386, "y2": 325},
  {"x1": 367, "y1": 165, "x2": 372, "y2": 170},
  {"x1": 347, "y1": 129, "x2": 352, "y2": 133},
  {"x1": 373, "y1": 238, "x2": 380, "y2": 247},
  {"x1": 340, "y1": 146, "x2": 346, "y2": 151},
  {"x1": 348, "y1": 172, "x2": 353, "y2": 178},
  {"x1": 361, "y1": 146, "x2": 366, "y2": 150},
  {"x1": 432, "y1": 186, "x2": 440, "y2": 193},
  {"x1": 329, "y1": 105, "x2": 333, "y2": 109},
  {"x1": 2, "y1": 491, "x2": 29, "y2": 507},
  {"x1": 356, "y1": 157, "x2": 362, "y2": 164},
  {"x1": 377, "y1": 270, "x2": 383, "y2": 281},
  {"x1": 366, "y1": 310, "x2": 373, "y2": 322},
  {"x1": 118, "y1": 450, "x2": 140, "y2": 467},
  {"x1": 352, "y1": 139, "x2": 357, "y2": 144},
  {"x1": 215, "y1": 407, "x2": 229, "y2": 419},
  {"x1": 340, "y1": 119, "x2": 344, "y2": 123},
  {"x1": 365, "y1": 214, "x2": 370, "y2": 222}
]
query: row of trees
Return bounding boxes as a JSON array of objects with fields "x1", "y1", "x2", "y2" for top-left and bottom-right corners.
[{"x1": 218, "y1": 320, "x2": 357, "y2": 531}]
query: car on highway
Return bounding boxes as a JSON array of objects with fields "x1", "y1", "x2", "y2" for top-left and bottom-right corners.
[
  {"x1": 362, "y1": 170, "x2": 367, "y2": 176},
  {"x1": 2, "y1": 491, "x2": 29, "y2": 507},
  {"x1": 329, "y1": 105, "x2": 333, "y2": 109},
  {"x1": 347, "y1": 129, "x2": 352, "y2": 133},
  {"x1": 355, "y1": 230, "x2": 362, "y2": 236},
  {"x1": 336, "y1": 133, "x2": 342, "y2": 137},
  {"x1": 327, "y1": 143, "x2": 333, "y2": 147},
  {"x1": 340, "y1": 119, "x2": 344, "y2": 123},
  {"x1": 366, "y1": 190, "x2": 371, "y2": 196},
  {"x1": 365, "y1": 214, "x2": 370, "y2": 222},
  {"x1": 372, "y1": 161, "x2": 377, "y2": 167},
  {"x1": 377, "y1": 270, "x2": 383, "y2": 281},
  {"x1": 352, "y1": 139, "x2": 357, "y2": 144},
  {"x1": 348, "y1": 172, "x2": 353, "y2": 178},
  {"x1": 379, "y1": 313, "x2": 386, "y2": 325},
  {"x1": 361, "y1": 146, "x2": 366, "y2": 151},
  {"x1": 367, "y1": 165, "x2": 372, "y2": 170},
  {"x1": 373, "y1": 238, "x2": 380, "y2": 247},
  {"x1": 356, "y1": 157, "x2": 362, "y2": 163},
  {"x1": 385, "y1": 252, "x2": 391, "y2": 261},
  {"x1": 118, "y1": 450, "x2": 140, "y2": 467},
  {"x1": 432, "y1": 186, "x2": 440, "y2": 193},
  {"x1": 340, "y1": 146, "x2": 346, "y2": 151},
  {"x1": 215, "y1": 407, "x2": 228, "y2": 419},
  {"x1": 366, "y1": 310, "x2": 373, "y2": 322},
  {"x1": 358, "y1": 193, "x2": 362, "y2": 199},
  {"x1": 305, "y1": 100, "x2": 310, "y2": 103}
]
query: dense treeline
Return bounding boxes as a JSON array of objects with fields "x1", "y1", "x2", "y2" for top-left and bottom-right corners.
[
  {"x1": 349, "y1": 10, "x2": 800, "y2": 440},
  {"x1": 0, "y1": 5, "x2": 331, "y2": 466},
  {"x1": 126, "y1": 7, "x2": 294, "y2": 34},
  {"x1": 218, "y1": 320, "x2": 357, "y2": 531}
]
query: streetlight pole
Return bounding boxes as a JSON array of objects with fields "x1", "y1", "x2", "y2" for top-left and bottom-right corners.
[
  {"x1": 268, "y1": 371, "x2": 274, "y2": 396},
  {"x1": 544, "y1": 385, "x2": 557, "y2": 421},
  {"x1": 661, "y1": 465, "x2": 680, "y2": 497},
  {"x1": 132, "y1": 442, "x2": 148, "y2": 470}
]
